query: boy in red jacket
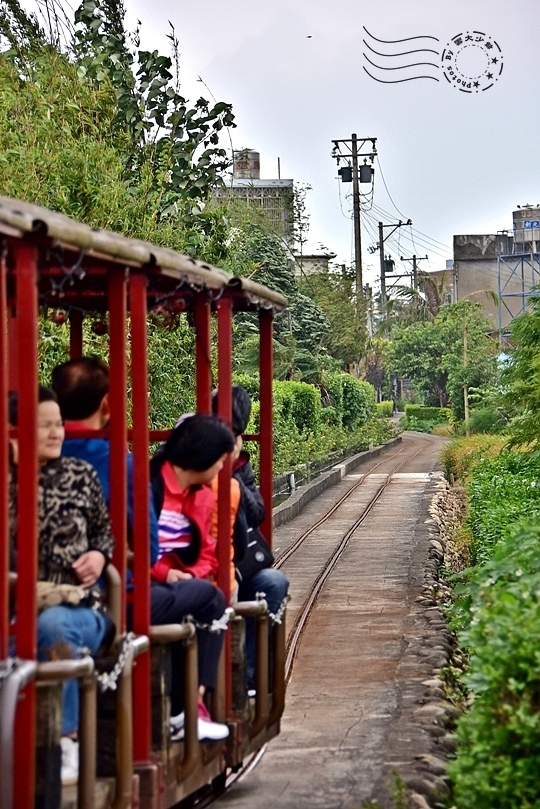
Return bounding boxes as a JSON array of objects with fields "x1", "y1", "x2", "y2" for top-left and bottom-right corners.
[{"x1": 149, "y1": 413, "x2": 236, "y2": 740}]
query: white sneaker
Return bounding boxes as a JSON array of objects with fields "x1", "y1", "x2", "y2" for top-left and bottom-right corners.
[
  {"x1": 196, "y1": 716, "x2": 229, "y2": 741},
  {"x1": 170, "y1": 708, "x2": 229, "y2": 742},
  {"x1": 60, "y1": 737, "x2": 79, "y2": 786}
]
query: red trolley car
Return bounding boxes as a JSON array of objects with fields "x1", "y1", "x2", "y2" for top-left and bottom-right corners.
[{"x1": 0, "y1": 196, "x2": 288, "y2": 809}]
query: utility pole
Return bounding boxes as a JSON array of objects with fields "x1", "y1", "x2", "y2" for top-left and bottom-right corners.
[
  {"x1": 378, "y1": 220, "x2": 412, "y2": 309},
  {"x1": 400, "y1": 254, "x2": 428, "y2": 289},
  {"x1": 351, "y1": 134, "x2": 362, "y2": 303},
  {"x1": 331, "y1": 135, "x2": 377, "y2": 312}
]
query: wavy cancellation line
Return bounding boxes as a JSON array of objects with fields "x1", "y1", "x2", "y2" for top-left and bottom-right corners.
[
  {"x1": 363, "y1": 40, "x2": 439, "y2": 58},
  {"x1": 363, "y1": 26, "x2": 440, "y2": 83},
  {"x1": 363, "y1": 53, "x2": 439, "y2": 71},
  {"x1": 362, "y1": 27, "x2": 439, "y2": 45}
]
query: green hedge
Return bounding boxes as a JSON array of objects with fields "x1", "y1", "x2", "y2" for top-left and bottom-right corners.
[
  {"x1": 447, "y1": 449, "x2": 540, "y2": 806},
  {"x1": 341, "y1": 375, "x2": 376, "y2": 430},
  {"x1": 232, "y1": 373, "x2": 260, "y2": 401},
  {"x1": 375, "y1": 400, "x2": 393, "y2": 417},
  {"x1": 230, "y1": 375, "x2": 387, "y2": 475},
  {"x1": 449, "y1": 521, "x2": 540, "y2": 808},
  {"x1": 404, "y1": 404, "x2": 451, "y2": 422},
  {"x1": 272, "y1": 380, "x2": 320, "y2": 434},
  {"x1": 322, "y1": 372, "x2": 345, "y2": 427}
]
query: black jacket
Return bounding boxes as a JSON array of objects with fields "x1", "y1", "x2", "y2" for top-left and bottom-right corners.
[{"x1": 232, "y1": 451, "x2": 266, "y2": 529}]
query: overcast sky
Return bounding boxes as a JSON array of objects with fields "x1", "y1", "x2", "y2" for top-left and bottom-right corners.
[
  {"x1": 120, "y1": 0, "x2": 539, "y2": 288},
  {"x1": 31, "y1": 0, "x2": 540, "y2": 288}
]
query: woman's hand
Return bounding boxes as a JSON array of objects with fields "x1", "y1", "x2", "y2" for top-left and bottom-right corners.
[
  {"x1": 166, "y1": 569, "x2": 194, "y2": 583},
  {"x1": 72, "y1": 550, "x2": 106, "y2": 588}
]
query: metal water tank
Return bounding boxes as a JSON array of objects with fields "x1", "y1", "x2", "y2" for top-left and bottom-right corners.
[
  {"x1": 233, "y1": 149, "x2": 260, "y2": 179},
  {"x1": 513, "y1": 206, "x2": 540, "y2": 253}
]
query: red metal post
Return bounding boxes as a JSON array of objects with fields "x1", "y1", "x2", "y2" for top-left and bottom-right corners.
[
  {"x1": 129, "y1": 272, "x2": 151, "y2": 763},
  {"x1": 259, "y1": 309, "x2": 274, "y2": 548},
  {"x1": 194, "y1": 292, "x2": 212, "y2": 414},
  {"x1": 108, "y1": 268, "x2": 128, "y2": 630},
  {"x1": 7, "y1": 310, "x2": 18, "y2": 393},
  {"x1": 69, "y1": 309, "x2": 83, "y2": 359},
  {"x1": 13, "y1": 241, "x2": 39, "y2": 809},
  {"x1": 216, "y1": 297, "x2": 233, "y2": 716},
  {"x1": 0, "y1": 244, "x2": 9, "y2": 659},
  {"x1": 216, "y1": 297, "x2": 233, "y2": 602}
]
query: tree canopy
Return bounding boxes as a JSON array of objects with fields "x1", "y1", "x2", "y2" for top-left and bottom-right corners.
[
  {"x1": 0, "y1": 0, "x2": 371, "y2": 386},
  {"x1": 388, "y1": 301, "x2": 498, "y2": 415},
  {"x1": 298, "y1": 270, "x2": 368, "y2": 367},
  {"x1": 0, "y1": 0, "x2": 236, "y2": 262}
]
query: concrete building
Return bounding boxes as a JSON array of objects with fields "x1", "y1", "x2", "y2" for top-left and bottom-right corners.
[
  {"x1": 213, "y1": 149, "x2": 294, "y2": 241},
  {"x1": 453, "y1": 205, "x2": 540, "y2": 333},
  {"x1": 452, "y1": 233, "x2": 512, "y2": 329},
  {"x1": 292, "y1": 252, "x2": 337, "y2": 277}
]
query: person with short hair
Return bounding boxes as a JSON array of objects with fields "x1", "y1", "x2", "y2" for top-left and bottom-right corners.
[
  {"x1": 52, "y1": 359, "x2": 230, "y2": 743},
  {"x1": 212, "y1": 385, "x2": 290, "y2": 692},
  {"x1": 150, "y1": 413, "x2": 235, "y2": 738},
  {"x1": 9, "y1": 386, "x2": 114, "y2": 785},
  {"x1": 51, "y1": 356, "x2": 157, "y2": 547}
]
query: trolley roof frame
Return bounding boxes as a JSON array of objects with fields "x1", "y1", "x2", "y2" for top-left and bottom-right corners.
[{"x1": 0, "y1": 195, "x2": 286, "y2": 800}]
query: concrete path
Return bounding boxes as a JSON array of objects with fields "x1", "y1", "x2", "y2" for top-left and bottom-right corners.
[{"x1": 222, "y1": 434, "x2": 448, "y2": 809}]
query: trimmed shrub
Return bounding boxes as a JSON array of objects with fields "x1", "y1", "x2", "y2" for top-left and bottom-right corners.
[
  {"x1": 273, "y1": 380, "x2": 320, "y2": 434},
  {"x1": 341, "y1": 375, "x2": 376, "y2": 430},
  {"x1": 404, "y1": 404, "x2": 451, "y2": 423},
  {"x1": 402, "y1": 404, "x2": 452, "y2": 434},
  {"x1": 323, "y1": 372, "x2": 344, "y2": 427},
  {"x1": 375, "y1": 400, "x2": 393, "y2": 418},
  {"x1": 232, "y1": 373, "x2": 260, "y2": 401},
  {"x1": 449, "y1": 522, "x2": 540, "y2": 809}
]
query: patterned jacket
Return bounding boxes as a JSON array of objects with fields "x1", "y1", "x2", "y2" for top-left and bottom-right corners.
[{"x1": 10, "y1": 456, "x2": 114, "y2": 585}]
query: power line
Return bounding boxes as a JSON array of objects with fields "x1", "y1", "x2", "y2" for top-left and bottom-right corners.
[
  {"x1": 374, "y1": 155, "x2": 409, "y2": 220},
  {"x1": 371, "y1": 201, "x2": 452, "y2": 254}
]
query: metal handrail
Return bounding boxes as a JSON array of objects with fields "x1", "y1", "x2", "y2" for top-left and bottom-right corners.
[
  {"x1": 149, "y1": 623, "x2": 195, "y2": 645},
  {"x1": 250, "y1": 614, "x2": 270, "y2": 737},
  {"x1": 231, "y1": 599, "x2": 269, "y2": 618},
  {"x1": 101, "y1": 564, "x2": 122, "y2": 645},
  {"x1": 110, "y1": 634, "x2": 149, "y2": 809},
  {"x1": 0, "y1": 660, "x2": 37, "y2": 809},
  {"x1": 37, "y1": 657, "x2": 96, "y2": 809},
  {"x1": 148, "y1": 621, "x2": 204, "y2": 781}
]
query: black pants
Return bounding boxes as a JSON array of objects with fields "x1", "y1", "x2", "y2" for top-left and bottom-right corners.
[{"x1": 150, "y1": 580, "x2": 226, "y2": 714}]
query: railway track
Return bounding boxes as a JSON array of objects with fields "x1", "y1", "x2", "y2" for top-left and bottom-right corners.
[
  {"x1": 280, "y1": 440, "x2": 428, "y2": 681},
  {"x1": 187, "y1": 433, "x2": 440, "y2": 807}
]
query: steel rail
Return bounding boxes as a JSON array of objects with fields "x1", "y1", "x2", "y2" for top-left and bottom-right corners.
[
  {"x1": 183, "y1": 436, "x2": 431, "y2": 807},
  {"x1": 283, "y1": 441, "x2": 428, "y2": 679},
  {"x1": 274, "y1": 442, "x2": 410, "y2": 567}
]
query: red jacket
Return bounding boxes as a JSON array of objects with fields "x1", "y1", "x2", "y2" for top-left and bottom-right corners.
[{"x1": 150, "y1": 460, "x2": 218, "y2": 583}]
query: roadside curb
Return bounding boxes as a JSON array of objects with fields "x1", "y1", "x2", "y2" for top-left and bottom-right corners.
[{"x1": 272, "y1": 436, "x2": 403, "y2": 529}]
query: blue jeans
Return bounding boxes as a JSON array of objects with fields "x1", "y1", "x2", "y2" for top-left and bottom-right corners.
[
  {"x1": 238, "y1": 568, "x2": 289, "y2": 683},
  {"x1": 38, "y1": 605, "x2": 109, "y2": 735}
]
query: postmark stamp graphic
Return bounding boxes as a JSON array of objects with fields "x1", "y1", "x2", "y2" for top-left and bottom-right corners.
[
  {"x1": 441, "y1": 31, "x2": 503, "y2": 93},
  {"x1": 362, "y1": 27, "x2": 504, "y2": 93}
]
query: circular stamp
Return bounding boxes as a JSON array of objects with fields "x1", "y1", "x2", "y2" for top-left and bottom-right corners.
[{"x1": 441, "y1": 31, "x2": 503, "y2": 93}]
